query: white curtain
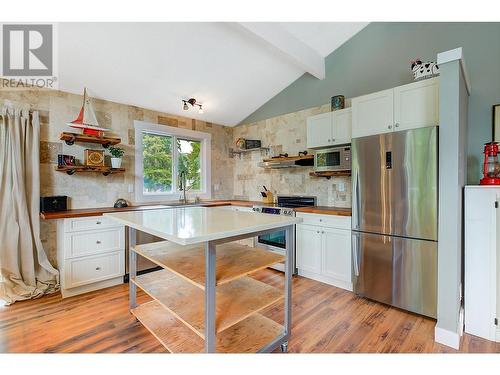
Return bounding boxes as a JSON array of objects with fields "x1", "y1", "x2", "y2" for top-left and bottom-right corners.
[{"x1": 0, "y1": 104, "x2": 59, "y2": 304}]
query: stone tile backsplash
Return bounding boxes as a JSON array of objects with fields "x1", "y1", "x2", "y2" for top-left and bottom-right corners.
[{"x1": 233, "y1": 103, "x2": 352, "y2": 207}]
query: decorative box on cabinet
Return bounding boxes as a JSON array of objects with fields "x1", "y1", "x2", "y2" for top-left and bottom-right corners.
[
  {"x1": 57, "y1": 216, "x2": 125, "y2": 298},
  {"x1": 296, "y1": 212, "x2": 352, "y2": 291},
  {"x1": 464, "y1": 186, "x2": 499, "y2": 342},
  {"x1": 351, "y1": 77, "x2": 439, "y2": 138},
  {"x1": 306, "y1": 108, "x2": 352, "y2": 149}
]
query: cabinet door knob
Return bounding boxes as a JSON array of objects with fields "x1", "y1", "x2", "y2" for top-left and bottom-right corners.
[
  {"x1": 95, "y1": 267, "x2": 101, "y2": 271},
  {"x1": 332, "y1": 138, "x2": 335, "y2": 142},
  {"x1": 395, "y1": 123, "x2": 400, "y2": 128},
  {"x1": 388, "y1": 125, "x2": 392, "y2": 129},
  {"x1": 317, "y1": 231, "x2": 320, "y2": 234},
  {"x1": 327, "y1": 139, "x2": 331, "y2": 142},
  {"x1": 96, "y1": 240, "x2": 101, "y2": 244},
  {"x1": 96, "y1": 221, "x2": 101, "y2": 225}
]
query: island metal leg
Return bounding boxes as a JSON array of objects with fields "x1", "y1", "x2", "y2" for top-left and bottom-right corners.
[
  {"x1": 205, "y1": 241, "x2": 216, "y2": 353},
  {"x1": 282, "y1": 224, "x2": 294, "y2": 353},
  {"x1": 128, "y1": 227, "x2": 137, "y2": 311}
]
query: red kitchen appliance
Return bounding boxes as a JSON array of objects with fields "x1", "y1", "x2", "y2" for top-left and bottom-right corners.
[{"x1": 480, "y1": 142, "x2": 500, "y2": 185}]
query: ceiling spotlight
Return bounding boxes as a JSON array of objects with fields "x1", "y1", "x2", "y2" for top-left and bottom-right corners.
[{"x1": 182, "y1": 98, "x2": 204, "y2": 114}]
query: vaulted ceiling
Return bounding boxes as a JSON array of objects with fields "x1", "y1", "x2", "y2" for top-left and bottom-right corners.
[{"x1": 58, "y1": 22, "x2": 368, "y2": 126}]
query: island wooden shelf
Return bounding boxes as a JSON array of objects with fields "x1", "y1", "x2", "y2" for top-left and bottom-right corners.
[
  {"x1": 132, "y1": 241, "x2": 285, "y2": 289},
  {"x1": 132, "y1": 301, "x2": 283, "y2": 353},
  {"x1": 132, "y1": 269, "x2": 283, "y2": 339},
  {"x1": 55, "y1": 165, "x2": 125, "y2": 176},
  {"x1": 309, "y1": 170, "x2": 351, "y2": 179},
  {"x1": 60, "y1": 132, "x2": 121, "y2": 148}
]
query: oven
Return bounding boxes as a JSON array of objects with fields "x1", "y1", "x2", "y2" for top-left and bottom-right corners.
[
  {"x1": 314, "y1": 146, "x2": 351, "y2": 172},
  {"x1": 253, "y1": 196, "x2": 316, "y2": 273}
]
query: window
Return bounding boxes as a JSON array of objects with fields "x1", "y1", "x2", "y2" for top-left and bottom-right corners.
[{"x1": 135, "y1": 121, "x2": 211, "y2": 202}]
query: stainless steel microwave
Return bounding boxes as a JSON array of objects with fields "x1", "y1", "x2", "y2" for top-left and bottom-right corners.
[{"x1": 314, "y1": 146, "x2": 351, "y2": 172}]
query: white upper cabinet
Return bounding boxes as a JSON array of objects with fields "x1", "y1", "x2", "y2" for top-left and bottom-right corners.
[
  {"x1": 352, "y1": 78, "x2": 439, "y2": 138},
  {"x1": 307, "y1": 112, "x2": 332, "y2": 148},
  {"x1": 351, "y1": 88, "x2": 394, "y2": 138},
  {"x1": 306, "y1": 108, "x2": 352, "y2": 149},
  {"x1": 332, "y1": 108, "x2": 352, "y2": 145},
  {"x1": 393, "y1": 77, "x2": 439, "y2": 131}
]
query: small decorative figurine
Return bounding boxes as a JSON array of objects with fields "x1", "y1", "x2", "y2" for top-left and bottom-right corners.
[
  {"x1": 331, "y1": 95, "x2": 345, "y2": 111},
  {"x1": 410, "y1": 59, "x2": 440, "y2": 81}
]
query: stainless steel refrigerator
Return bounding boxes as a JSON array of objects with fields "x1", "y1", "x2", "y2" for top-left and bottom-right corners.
[{"x1": 351, "y1": 126, "x2": 438, "y2": 318}]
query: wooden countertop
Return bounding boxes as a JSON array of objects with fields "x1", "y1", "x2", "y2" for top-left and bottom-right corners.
[
  {"x1": 294, "y1": 206, "x2": 352, "y2": 216},
  {"x1": 39, "y1": 200, "x2": 261, "y2": 220},
  {"x1": 40, "y1": 200, "x2": 351, "y2": 219}
]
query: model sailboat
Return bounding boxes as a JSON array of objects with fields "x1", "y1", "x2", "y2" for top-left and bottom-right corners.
[{"x1": 67, "y1": 88, "x2": 110, "y2": 137}]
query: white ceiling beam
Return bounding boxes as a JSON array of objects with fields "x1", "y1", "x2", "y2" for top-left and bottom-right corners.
[{"x1": 235, "y1": 22, "x2": 326, "y2": 80}]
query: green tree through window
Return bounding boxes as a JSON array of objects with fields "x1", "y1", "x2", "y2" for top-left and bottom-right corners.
[
  {"x1": 142, "y1": 133, "x2": 173, "y2": 193},
  {"x1": 177, "y1": 139, "x2": 201, "y2": 191},
  {"x1": 142, "y1": 133, "x2": 202, "y2": 194}
]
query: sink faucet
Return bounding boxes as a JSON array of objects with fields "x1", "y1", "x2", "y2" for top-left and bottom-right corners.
[{"x1": 178, "y1": 170, "x2": 190, "y2": 204}]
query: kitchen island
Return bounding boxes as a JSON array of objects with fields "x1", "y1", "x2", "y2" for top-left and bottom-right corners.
[{"x1": 104, "y1": 206, "x2": 301, "y2": 353}]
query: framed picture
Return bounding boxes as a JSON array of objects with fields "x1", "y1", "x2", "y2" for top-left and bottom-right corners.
[{"x1": 494, "y1": 104, "x2": 500, "y2": 142}]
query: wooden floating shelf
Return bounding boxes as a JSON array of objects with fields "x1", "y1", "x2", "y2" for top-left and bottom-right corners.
[
  {"x1": 132, "y1": 269, "x2": 283, "y2": 339},
  {"x1": 309, "y1": 170, "x2": 351, "y2": 179},
  {"x1": 263, "y1": 155, "x2": 313, "y2": 162},
  {"x1": 132, "y1": 241, "x2": 285, "y2": 289},
  {"x1": 55, "y1": 165, "x2": 125, "y2": 176},
  {"x1": 60, "y1": 132, "x2": 121, "y2": 148},
  {"x1": 132, "y1": 301, "x2": 284, "y2": 353}
]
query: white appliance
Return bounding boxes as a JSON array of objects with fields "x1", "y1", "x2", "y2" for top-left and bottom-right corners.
[
  {"x1": 464, "y1": 186, "x2": 500, "y2": 342},
  {"x1": 253, "y1": 196, "x2": 316, "y2": 273}
]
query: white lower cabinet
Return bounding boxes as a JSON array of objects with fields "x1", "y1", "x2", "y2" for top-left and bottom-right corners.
[
  {"x1": 296, "y1": 213, "x2": 352, "y2": 291},
  {"x1": 296, "y1": 224, "x2": 322, "y2": 274},
  {"x1": 57, "y1": 216, "x2": 125, "y2": 298}
]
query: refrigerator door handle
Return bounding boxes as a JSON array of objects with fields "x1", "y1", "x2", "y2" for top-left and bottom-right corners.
[
  {"x1": 352, "y1": 171, "x2": 360, "y2": 230},
  {"x1": 352, "y1": 232, "x2": 361, "y2": 276}
]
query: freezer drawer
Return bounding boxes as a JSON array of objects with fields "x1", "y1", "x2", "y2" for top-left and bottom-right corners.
[{"x1": 353, "y1": 231, "x2": 437, "y2": 318}]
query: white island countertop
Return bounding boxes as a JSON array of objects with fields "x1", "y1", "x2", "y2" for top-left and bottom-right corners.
[{"x1": 104, "y1": 206, "x2": 302, "y2": 245}]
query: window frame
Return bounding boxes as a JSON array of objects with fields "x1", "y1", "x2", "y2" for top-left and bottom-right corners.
[{"x1": 134, "y1": 120, "x2": 211, "y2": 203}]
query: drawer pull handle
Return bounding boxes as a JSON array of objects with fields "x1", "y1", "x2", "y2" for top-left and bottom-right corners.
[
  {"x1": 319, "y1": 219, "x2": 322, "y2": 222},
  {"x1": 96, "y1": 240, "x2": 101, "y2": 244},
  {"x1": 96, "y1": 221, "x2": 101, "y2": 225},
  {"x1": 95, "y1": 267, "x2": 101, "y2": 271}
]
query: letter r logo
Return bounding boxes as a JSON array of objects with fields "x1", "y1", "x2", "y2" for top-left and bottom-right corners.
[{"x1": 2, "y1": 24, "x2": 53, "y2": 76}]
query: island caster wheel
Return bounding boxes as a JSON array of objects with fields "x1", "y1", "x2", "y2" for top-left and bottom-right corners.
[
  {"x1": 66, "y1": 169, "x2": 75, "y2": 175},
  {"x1": 102, "y1": 172, "x2": 110, "y2": 176},
  {"x1": 280, "y1": 342, "x2": 288, "y2": 353},
  {"x1": 102, "y1": 142, "x2": 110, "y2": 149}
]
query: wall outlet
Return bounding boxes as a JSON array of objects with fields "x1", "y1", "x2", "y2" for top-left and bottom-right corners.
[
  {"x1": 213, "y1": 183, "x2": 220, "y2": 192},
  {"x1": 128, "y1": 184, "x2": 134, "y2": 193},
  {"x1": 337, "y1": 182, "x2": 345, "y2": 192}
]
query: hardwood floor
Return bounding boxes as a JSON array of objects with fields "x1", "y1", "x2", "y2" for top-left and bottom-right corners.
[{"x1": 1, "y1": 269, "x2": 499, "y2": 353}]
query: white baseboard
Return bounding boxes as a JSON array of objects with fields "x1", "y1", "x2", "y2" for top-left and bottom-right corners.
[
  {"x1": 496, "y1": 327, "x2": 500, "y2": 343},
  {"x1": 435, "y1": 326, "x2": 462, "y2": 350},
  {"x1": 298, "y1": 269, "x2": 353, "y2": 292}
]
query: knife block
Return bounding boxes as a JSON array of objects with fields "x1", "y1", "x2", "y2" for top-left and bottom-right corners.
[{"x1": 262, "y1": 191, "x2": 274, "y2": 204}]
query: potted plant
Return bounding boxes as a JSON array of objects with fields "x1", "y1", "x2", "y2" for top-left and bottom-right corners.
[{"x1": 108, "y1": 146, "x2": 125, "y2": 169}]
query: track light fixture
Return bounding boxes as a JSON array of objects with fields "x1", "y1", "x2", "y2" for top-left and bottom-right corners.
[{"x1": 182, "y1": 98, "x2": 204, "y2": 114}]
